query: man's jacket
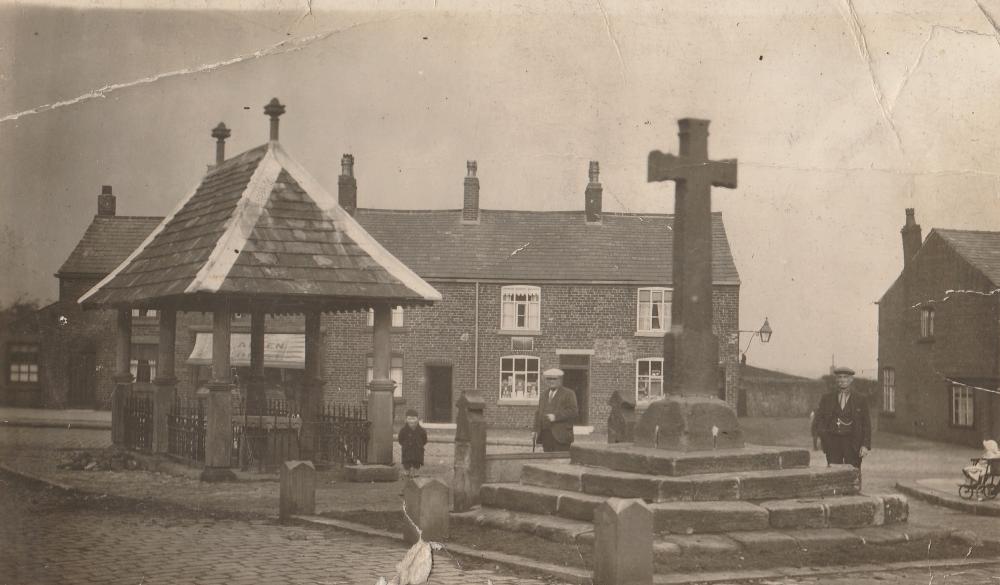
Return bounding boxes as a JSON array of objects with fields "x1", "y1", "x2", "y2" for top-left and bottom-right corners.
[
  {"x1": 534, "y1": 386, "x2": 579, "y2": 445},
  {"x1": 816, "y1": 390, "x2": 871, "y2": 450}
]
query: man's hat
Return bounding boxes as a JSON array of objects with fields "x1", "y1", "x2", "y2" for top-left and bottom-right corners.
[
  {"x1": 543, "y1": 368, "x2": 565, "y2": 378},
  {"x1": 833, "y1": 366, "x2": 855, "y2": 376},
  {"x1": 405, "y1": 409, "x2": 419, "y2": 417}
]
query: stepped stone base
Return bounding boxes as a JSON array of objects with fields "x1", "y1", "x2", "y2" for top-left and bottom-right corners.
[{"x1": 570, "y1": 443, "x2": 810, "y2": 476}]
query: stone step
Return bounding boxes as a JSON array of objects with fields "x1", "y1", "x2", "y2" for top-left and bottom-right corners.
[
  {"x1": 570, "y1": 443, "x2": 811, "y2": 476},
  {"x1": 480, "y1": 482, "x2": 908, "y2": 533},
  {"x1": 520, "y1": 462, "x2": 860, "y2": 502},
  {"x1": 451, "y1": 506, "x2": 935, "y2": 567}
]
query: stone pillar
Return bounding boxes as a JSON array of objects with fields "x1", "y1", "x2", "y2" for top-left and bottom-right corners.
[
  {"x1": 202, "y1": 300, "x2": 236, "y2": 482},
  {"x1": 300, "y1": 309, "x2": 323, "y2": 460},
  {"x1": 247, "y1": 309, "x2": 266, "y2": 414},
  {"x1": 279, "y1": 460, "x2": 316, "y2": 521},
  {"x1": 593, "y1": 498, "x2": 653, "y2": 585},
  {"x1": 452, "y1": 391, "x2": 486, "y2": 512},
  {"x1": 403, "y1": 477, "x2": 450, "y2": 545},
  {"x1": 367, "y1": 303, "x2": 395, "y2": 465},
  {"x1": 111, "y1": 308, "x2": 133, "y2": 445},
  {"x1": 152, "y1": 307, "x2": 177, "y2": 454}
]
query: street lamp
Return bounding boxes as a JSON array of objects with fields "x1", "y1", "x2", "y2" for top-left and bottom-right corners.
[{"x1": 739, "y1": 317, "x2": 772, "y2": 363}]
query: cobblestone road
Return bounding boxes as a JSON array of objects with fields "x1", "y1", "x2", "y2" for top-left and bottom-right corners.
[{"x1": 0, "y1": 469, "x2": 562, "y2": 585}]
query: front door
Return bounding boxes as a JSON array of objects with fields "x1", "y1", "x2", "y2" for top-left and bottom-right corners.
[
  {"x1": 560, "y1": 355, "x2": 590, "y2": 425},
  {"x1": 426, "y1": 365, "x2": 453, "y2": 423},
  {"x1": 67, "y1": 352, "x2": 96, "y2": 408}
]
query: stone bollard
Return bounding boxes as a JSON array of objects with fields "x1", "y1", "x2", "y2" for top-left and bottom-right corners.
[
  {"x1": 452, "y1": 391, "x2": 486, "y2": 512},
  {"x1": 403, "y1": 477, "x2": 450, "y2": 545},
  {"x1": 593, "y1": 498, "x2": 653, "y2": 585},
  {"x1": 279, "y1": 460, "x2": 316, "y2": 521}
]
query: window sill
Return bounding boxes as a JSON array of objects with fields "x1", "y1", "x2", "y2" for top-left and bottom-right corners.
[
  {"x1": 497, "y1": 329, "x2": 541, "y2": 337},
  {"x1": 498, "y1": 398, "x2": 539, "y2": 406},
  {"x1": 634, "y1": 330, "x2": 667, "y2": 338}
]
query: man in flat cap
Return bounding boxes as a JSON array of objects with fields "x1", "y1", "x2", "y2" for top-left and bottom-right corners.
[
  {"x1": 815, "y1": 366, "x2": 871, "y2": 468},
  {"x1": 534, "y1": 368, "x2": 579, "y2": 452}
]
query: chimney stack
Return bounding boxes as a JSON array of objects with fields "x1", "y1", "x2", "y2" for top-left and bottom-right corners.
[
  {"x1": 900, "y1": 208, "x2": 922, "y2": 268},
  {"x1": 338, "y1": 154, "x2": 357, "y2": 216},
  {"x1": 211, "y1": 122, "x2": 231, "y2": 166},
  {"x1": 463, "y1": 160, "x2": 480, "y2": 224},
  {"x1": 585, "y1": 161, "x2": 602, "y2": 223},
  {"x1": 97, "y1": 185, "x2": 116, "y2": 217},
  {"x1": 263, "y1": 98, "x2": 286, "y2": 141}
]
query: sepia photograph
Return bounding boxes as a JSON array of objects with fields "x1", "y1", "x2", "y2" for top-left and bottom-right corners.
[{"x1": 1, "y1": 1, "x2": 999, "y2": 583}]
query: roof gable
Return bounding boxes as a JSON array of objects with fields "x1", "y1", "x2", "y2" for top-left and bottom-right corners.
[
  {"x1": 57, "y1": 216, "x2": 162, "y2": 276},
  {"x1": 933, "y1": 229, "x2": 1000, "y2": 287}
]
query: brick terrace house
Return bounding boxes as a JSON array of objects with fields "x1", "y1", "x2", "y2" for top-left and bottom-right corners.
[
  {"x1": 3, "y1": 156, "x2": 742, "y2": 432},
  {"x1": 878, "y1": 209, "x2": 1000, "y2": 446}
]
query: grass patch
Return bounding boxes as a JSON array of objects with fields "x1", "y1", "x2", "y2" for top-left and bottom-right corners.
[{"x1": 322, "y1": 510, "x2": 1000, "y2": 574}]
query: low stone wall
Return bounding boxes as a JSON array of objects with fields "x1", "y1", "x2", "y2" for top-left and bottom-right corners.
[{"x1": 485, "y1": 452, "x2": 570, "y2": 483}]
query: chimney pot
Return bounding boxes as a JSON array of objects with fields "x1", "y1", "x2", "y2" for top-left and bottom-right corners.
[
  {"x1": 585, "y1": 160, "x2": 602, "y2": 223},
  {"x1": 211, "y1": 122, "x2": 231, "y2": 165},
  {"x1": 98, "y1": 185, "x2": 116, "y2": 217},
  {"x1": 263, "y1": 98, "x2": 286, "y2": 141},
  {"x1": 338, "y1": 153, "x2": 358, "y2": 216},
  {"x1": 463, "y1": 160, "x2": 480, "y2": 223},
  {"x1": 900, "y1": 208, "x2": 922, "y2": 269}
]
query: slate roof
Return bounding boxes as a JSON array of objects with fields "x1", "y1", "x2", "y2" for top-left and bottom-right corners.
[
  {"x1": 934, "y1": 229, "x2": 1000, "y2": 287},
  {"x1": 355, "y1": 209, "x2": 740, "y2": 284},
  {"x1": 80, "y1": 143, "x2": 441, "y2": 308},
  {"x1": 57, "y1": 216, "x2": 162, "y2": 276}
]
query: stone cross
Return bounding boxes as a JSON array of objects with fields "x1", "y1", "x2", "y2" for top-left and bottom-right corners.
[{"x1": 648, "y1": 119, "x2": 737, "y2": 396}]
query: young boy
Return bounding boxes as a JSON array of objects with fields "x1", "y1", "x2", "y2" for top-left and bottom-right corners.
[{"x1": 398, "y1": 409, "x2": 428, "y2": 478}]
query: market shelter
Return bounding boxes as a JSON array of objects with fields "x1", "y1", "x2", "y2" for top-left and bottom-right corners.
[{"x1": 80, "y1": 99, "x2": 440, "y2": 480}]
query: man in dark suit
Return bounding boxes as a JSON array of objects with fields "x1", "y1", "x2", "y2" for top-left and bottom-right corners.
[
  {"x1": 534, "y1": 368, "x2": 579, "y2": 452},
  {"x1": 815, "y1": 366, "x2": 871, "y2": 468}
]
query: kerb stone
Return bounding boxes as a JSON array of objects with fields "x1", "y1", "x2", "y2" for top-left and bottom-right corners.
[
  {"x1": 279, "y1": 460, "x2": 316, "y2": 520},
  {"x1": 403, "y1": 477, "x2": 450, "y2": 545},
  {"x1": 593, "y1": 498, "x2": 653, "y2": 585}
]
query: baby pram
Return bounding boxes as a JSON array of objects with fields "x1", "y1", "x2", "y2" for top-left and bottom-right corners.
[{"x1": 959, "y1": 455, "x2": 1000, "y2": 500}]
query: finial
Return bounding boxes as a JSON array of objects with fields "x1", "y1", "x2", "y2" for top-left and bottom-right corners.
[{"x1": 264, "y1": 98, "x2": 286, "y2": 141}]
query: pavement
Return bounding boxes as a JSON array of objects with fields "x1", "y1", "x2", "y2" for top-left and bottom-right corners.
[
  {"x1": 3, "y1": 410, "x2": 1000, "y2": 584},
  {"x1": 0, "y1": 406, "x2": 111, "y2": 430}
]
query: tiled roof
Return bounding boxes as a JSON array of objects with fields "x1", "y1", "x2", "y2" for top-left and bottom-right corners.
[
  {"x1": 354, "y1": 209, "x2": 740, "y2": 284},
  {"x1": 80, "y1": 143, "x2": 441, "y2": 307},
  {"x1": 934, "y1": 229, "x2": 1000, "y2": 287},
  {"x1": 57, "y1": 216, "x2": 162, "y2": 276}
]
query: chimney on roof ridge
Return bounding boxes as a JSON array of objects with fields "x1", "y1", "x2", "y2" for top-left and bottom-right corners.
[
  {"x1": 901, "y1": 208, "x2": 922, "y2": 269},
  {"x1": 264, "y1": 98, "x2": 286, "y2": 141},
  {"x1": 338, "y1": 154, "x2": 357, "y2": 216},
  {"x1": 585, "y1": 160, "x2": 602, "y2": 224},
  {"x1": 97, "y1": 185, "x2": 116, "y2": 217},
  {"x1": 211, "y1": 122, "x2": 231, "y2": 166},
  {"x1": 462, "y1": 160, "x2": 480, "y2": 224}
]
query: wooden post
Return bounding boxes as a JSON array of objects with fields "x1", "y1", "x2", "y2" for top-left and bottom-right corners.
[
  {"x1": 202, "y1": 299, "x2": 235, "y2": 482},
  {"x1": 403, "y1": 478, "x2": 450, "y2": 545},
  {"x1": 300, "y1": 309, "x2": 323, "y2": 460},
  {"x1": 247, "y1": 309, "x2": 266, "y2": 414},
  {"x1": 593, "y1": 498, "x2": 653, "y2": 585},
  {"x1": 452, "y1": 391, "x2": 486, "y2": 511},
  {"x1": 279, "y1": 460, "x2": 316, "y2": 520},
  {"x1": 111, "y1": 308, "x2": 133, "y2": 445},
  {"x1": 367, "y1": 303, "x2": 395, "y2": 465},
  {"x1": 152, "y1": 306, "x2": 177, "y2": 454}
]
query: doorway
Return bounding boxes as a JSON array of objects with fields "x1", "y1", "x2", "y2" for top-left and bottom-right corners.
[
  {"x1": 425, "y1": 365, "x2": 453, "y2": 423},
  {"x1": 559, "y1": 354, "x2": 590, "y2": 425},
  {"x1": 67, "y1": 351, "x2": 96, "y2": 408}
]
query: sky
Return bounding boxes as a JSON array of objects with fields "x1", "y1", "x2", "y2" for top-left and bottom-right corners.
[{"x1": 1, "y1": 0, "x2": 999, "y2": 378}]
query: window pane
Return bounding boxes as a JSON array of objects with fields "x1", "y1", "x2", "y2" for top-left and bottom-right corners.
[
  {"x1": 650, "y1": 360, "x2": 663, "y2": 376},
  {"x1": 639, "y1": 289, "x2": 650, "y2": 302}
]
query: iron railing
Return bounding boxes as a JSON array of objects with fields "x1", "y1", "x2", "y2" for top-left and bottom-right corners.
[
  {"x1": 122, "y1": 389, "x2": 153, "y2": 452},
  {"x1": 314, "y1": 402, "x2": 370, "y2": 466},
  {"x1": 167, "y1": 398, "x2": 206, "y2": 464}
]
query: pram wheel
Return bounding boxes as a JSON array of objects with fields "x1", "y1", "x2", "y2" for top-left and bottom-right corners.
[{"x1": 959, "y1": 484, "x2": 974, "y2": 499}]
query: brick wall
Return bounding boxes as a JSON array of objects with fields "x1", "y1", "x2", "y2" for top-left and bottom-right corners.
[{"x1": 878, "y1": 234, "x2": 1000, "y2": 446}]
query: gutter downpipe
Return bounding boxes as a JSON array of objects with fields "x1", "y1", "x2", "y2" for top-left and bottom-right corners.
[{"x1": 474, "y1": 281, "x2": 480, "y2": 391}]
